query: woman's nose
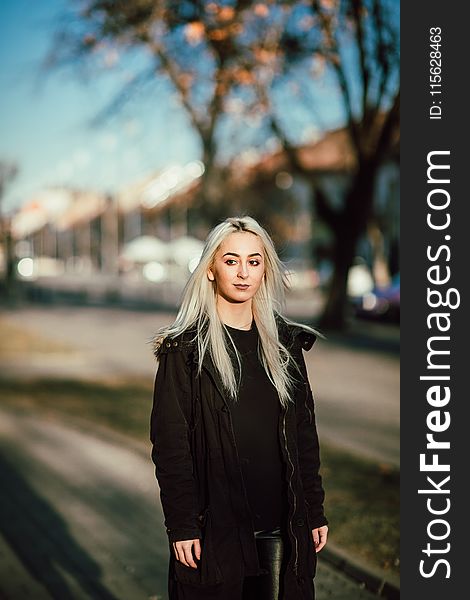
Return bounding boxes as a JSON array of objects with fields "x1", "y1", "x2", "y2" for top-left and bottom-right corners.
[{"x1": 238, "y1": 264, "x2": 248, "y2": 278}]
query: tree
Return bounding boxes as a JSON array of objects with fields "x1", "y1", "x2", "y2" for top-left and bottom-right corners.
[
  {"x1": 48, "y1": 1, "x2": 282, "y2": 224},
  {"x1": 263, "y1": 0, "x2": 400, "y2": 328},
  {"x1": 52, "y1": 0, "x2": 399, "y2": 328},
  {"x1": 0, "y1": 161, "x2": 19, "y2": 290}
]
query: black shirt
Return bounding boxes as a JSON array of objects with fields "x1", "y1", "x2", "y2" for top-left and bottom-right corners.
[{"x1": 225, "y1": 322, "x2": 287, "y2": 531}]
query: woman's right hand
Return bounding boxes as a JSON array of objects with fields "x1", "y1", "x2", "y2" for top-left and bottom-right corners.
[{"x1": 173, "y1": 539, "x2": 202, "y2": 569}]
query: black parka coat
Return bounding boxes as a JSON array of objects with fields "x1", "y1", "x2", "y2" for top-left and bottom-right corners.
[{"x1": 150, "y1": 315, "x2": 328, "y2": 600}]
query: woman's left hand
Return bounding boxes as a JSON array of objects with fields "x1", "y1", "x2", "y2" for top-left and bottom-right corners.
[{"x1": 312, "y1": 525, "x2": 328, "y2": 553}]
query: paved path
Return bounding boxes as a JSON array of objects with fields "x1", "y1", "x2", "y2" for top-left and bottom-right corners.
[
  {"x1": 0, "y1": 407, "x2": 378, "y2": 600},
  {"x1": 0, "y1": 305, "x2": 399, "y2": 467}
]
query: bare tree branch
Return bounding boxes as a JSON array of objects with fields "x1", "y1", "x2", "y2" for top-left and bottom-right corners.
[
  {"x1": 351, "y1": 0, "x2": 369, "y2": 120},
  {"x1": 311, "y1": 0, "x2": 361, "y2": 157},
  {"x1": 151, "y1": 42, "x2": 207, "y2": 140},
  {"x1": 373, "y1": 0, "x2": 395, "y2": 112}
]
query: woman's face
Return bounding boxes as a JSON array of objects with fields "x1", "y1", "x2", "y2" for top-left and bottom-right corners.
[{"x1": 208, "y1": 232, "x2": 265, "y2": 304}]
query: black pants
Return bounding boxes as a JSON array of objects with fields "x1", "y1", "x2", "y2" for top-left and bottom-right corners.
[
  {"x1": 242, "y1": 527, "x2": 286, "y2": 599},
  {"x1": 170, "y1": 527, "x2": 288, "y2": 600}
]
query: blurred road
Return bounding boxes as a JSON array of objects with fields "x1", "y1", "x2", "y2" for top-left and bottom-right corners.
[
  {"x1": 0, "y1": 406, "x2": 379, "y2": 600},
  {"x1": 0, "y1": 305, "x2": 399, "y2": 467},
  {"x1": 0, "y1": 303, "x2": 398, "y2": 597}
]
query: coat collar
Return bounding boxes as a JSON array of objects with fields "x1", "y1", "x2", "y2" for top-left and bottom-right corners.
[
  {"x1": 154, "y1": 313, "x2": 316, "y2": 358},
  {"x1": 154, "y1": 315, "x2": 317, "y2": 416}
]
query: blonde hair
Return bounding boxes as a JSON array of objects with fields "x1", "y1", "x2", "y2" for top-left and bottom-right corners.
[{"x1": 152, "y1": 216, "x2": 320, "y2": 407}]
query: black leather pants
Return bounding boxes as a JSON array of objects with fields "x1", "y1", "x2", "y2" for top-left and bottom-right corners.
[
  {"x1": 242, "y1": 527, "x2": 287, "y2": 600},
  {"x1": 169, "y1": 527, "x2": 290, "y2": 600}
]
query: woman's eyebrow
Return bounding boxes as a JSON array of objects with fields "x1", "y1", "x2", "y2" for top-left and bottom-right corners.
[{"x1": 222, "y1": 252, "x2": 262, "y2": 258}]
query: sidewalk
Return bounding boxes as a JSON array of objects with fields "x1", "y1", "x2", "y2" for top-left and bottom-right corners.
[
  {"x1": 0, "y1": 302, "x2": 399, "y2": 598},
  {"x1": 0, "y1": 407, "x2": 397, "y2": 600},
  {"x1": 0, "y1": 302, "x2": 399, "y2": 469}
]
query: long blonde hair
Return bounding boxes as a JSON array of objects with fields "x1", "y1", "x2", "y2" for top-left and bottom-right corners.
[{"x1": 152, "y1": 216, "x2": 319, "y2": 407}]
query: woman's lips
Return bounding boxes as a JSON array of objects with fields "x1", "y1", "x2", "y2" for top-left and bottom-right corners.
[{"x1": 234, "y1": 284, "x2": 249, "y2": 289}]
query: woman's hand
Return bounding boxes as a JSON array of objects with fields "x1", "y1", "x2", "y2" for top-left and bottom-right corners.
[
  {"x1": 312, "y1": 525, "x2": 328, "y2": 553},
  {"x1": 173, "y1": 539, "x2": 202, "y2": 569}
]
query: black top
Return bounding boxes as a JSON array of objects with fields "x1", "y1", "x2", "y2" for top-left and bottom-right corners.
[{"x1": 225, "y1": 321, "x2": 287, "y2": 531}]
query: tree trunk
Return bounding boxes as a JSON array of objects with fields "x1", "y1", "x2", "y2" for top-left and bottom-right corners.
[
  {"x1": 318, "y1": 161, "x2": 377, "y2": 330},
  {"x1": 0, "y1": 215, "x2": 18, "y2": 302},
  {"x1": 5, "y1": 224, "x2": 15, "y2": 284},
  {"x1": 318, "y1": 224, "x2": 356, "y2": 329}
]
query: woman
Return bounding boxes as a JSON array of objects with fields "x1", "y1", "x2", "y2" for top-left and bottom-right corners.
[{"x1": 150, "y1": 216, "x2": 328, "y2": 600}]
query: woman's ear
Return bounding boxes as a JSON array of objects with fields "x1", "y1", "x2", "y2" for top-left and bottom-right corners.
[{"x1": 207, "y1": 268, "x2": 215, "y2": 282}]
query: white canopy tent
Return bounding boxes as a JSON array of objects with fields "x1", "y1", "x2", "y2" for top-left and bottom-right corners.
[
  {"x1": 167, "y1": 236, "x2": 204, "y2": 268},
  {"x1": 121, "y1": 236, "x2": 169, "y2": 264}
]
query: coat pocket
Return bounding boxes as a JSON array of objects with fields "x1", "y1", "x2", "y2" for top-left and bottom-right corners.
[{"x1": 173, "y1": 508, "x2": 224, "y2": 586}]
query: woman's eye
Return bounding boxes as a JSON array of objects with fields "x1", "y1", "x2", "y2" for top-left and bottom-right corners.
[{"x1": 224, "y1": 259, "x2": 260, "y2": 266}]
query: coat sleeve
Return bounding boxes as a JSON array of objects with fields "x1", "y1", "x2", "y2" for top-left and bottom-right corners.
[
  {"x1": 294, "y1": 345, "x2": 328, "y2": 530},
  {"x1": 150, "y1": 348, "x2": 202, "y2": 543}
]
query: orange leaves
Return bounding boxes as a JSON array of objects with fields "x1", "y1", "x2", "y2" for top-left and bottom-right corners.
[
  {"x1": 218, "y1": 6, "x2": 235, "y2": 22},
  {"x1": 254, "y1": 4, "x2": 270, "y2": 18},
  {"x1": 185, "y1": 20, "x2": 242, "y2": 46},
  {"x1": 233, "y1": 68, "x2": 255, "y2": 85},
  {"x1": 205, "y1": 3, "x2": 235, "y2": 22},
  {"x1": 208, "y1": 28, "x2": 229, "y2": 41},
  {"x1": 214, "y1": 78, "x2": 229, "y2": 97},
  {"x1": 184, "y1": 21, "x2": 205, "y2": 45},
  {"x1": 208, "y1": 24, "x2": 243, "y2": 42},
  {"x1": 253, "y1": 47, "x2": 277, "y2": 65},
  {"x1": 215, "y1": 67, "x2": 255, "y2": 89},
  {"x1": 177, "y1": 72, "x2": 194, "y2": 92},
  {"x1": 204, "y1": 3, "x2": 240, "y2": 41},
  {"x1": 206, "y1": 1, "x2": 267, "y2": 29},
  {"x1": 319, "y1": 0, "x2": 339, "y2": 9},
  {"x1": 184, "y1": 3, "x2": 259, "y2": 48},
  {"x1": 214, "y1": 65, "x2": 257, "y2": 89}
]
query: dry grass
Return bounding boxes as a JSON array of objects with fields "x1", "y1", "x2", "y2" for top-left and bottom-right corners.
[
  {"x1": 0, "y1": 318, "x2": 75, "y2": 358},
  {"x1": 321, "y1": 446, "x2": 399, "y2": 576}
]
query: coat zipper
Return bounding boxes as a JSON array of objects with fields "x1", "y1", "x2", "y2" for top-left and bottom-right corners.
[{"x1": 282, "y1": 406, "x2": 299, "y2": 575}]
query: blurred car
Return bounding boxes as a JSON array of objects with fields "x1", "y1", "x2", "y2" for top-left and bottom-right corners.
[{"x1": 352, "y1": 273, "x2": 400, "y2": 323}]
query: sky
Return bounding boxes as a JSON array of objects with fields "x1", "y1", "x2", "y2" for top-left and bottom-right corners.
[
  {"x1": 0, "y1": 1, "x2": 399, "y2": 216},
  {"x1": 0, "y1": 0, "x2": 200, "y2": 215}
]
